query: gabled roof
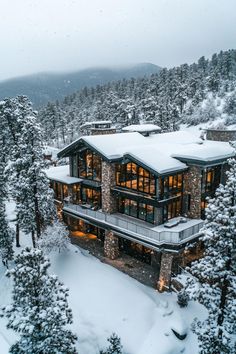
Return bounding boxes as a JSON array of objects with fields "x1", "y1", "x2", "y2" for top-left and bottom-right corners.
[{"x1": 58, "y1": 131, "x2": 235, "y2": 175}]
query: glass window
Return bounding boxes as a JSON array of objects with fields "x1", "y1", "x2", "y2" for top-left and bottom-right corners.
[
  {"x1": 118, "y1": 197, "x2": 154, "y2": 223},
  {"x1": 115, "y1": 163, "x2": 156, "y2": 196},
  {"x1": 160, "y1": 173, "x2": 183, "y2": 200},
  {"x1": 81, "y1": 187, "x2": 101, "y2": 208},
  {"x1": 163, "y1": 197, "x2": 182, "y2": 222},
  {"x1": 78, "y1": 149, "x2": 101, "y2": 181}
]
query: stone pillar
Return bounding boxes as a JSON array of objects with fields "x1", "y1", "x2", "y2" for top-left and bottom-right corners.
[
  {"x1": 183, "y1": 165, "x2": 202, "y2": 219},
  {"x1": 151, "y1": 251, "x2": 162, "y2": 273},
  {"x1": 157, "y1": 253, "x2": 174, "y2": 292},
  {"x1": 104, "y1": 230, "x2": 120, "y2": 259},
  {"x1": 101, "y1": 161, "x2": 117, "y2": 213}
]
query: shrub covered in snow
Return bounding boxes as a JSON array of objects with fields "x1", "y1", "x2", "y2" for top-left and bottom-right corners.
[
  {"x1": 37, "y1": 219, "x2": 70, "y2": 254},
  {"x1": 177, "y1": 289, "x2": 189, "y2": 308}
]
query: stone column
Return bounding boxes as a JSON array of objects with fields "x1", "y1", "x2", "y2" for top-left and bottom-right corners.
[
  {"x1": 104, "y1": 230, "x2": 120, "y2": 259},
  {"x1": 157, "y1": 252, "x2": 174, "y2": 292},
  {"x1": 183, "y1": 165, "x2": 202, "y2": 219},
  {"x1": 151, "y1": 251, "x2": 162, "y2": 273},
  {"x1": 101, "y1": 161, "x2": 117, "y2": 213}
]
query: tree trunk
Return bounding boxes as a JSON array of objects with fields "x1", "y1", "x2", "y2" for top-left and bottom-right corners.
[
  {"x1": 16, "y1": 221, "x2": 20, "y2": 247},
  {"x1": 31, "y1": 231, "x2": 36, "y2": 248},
  {"x1": 34, "y1": 186, "x2": 41, "y2": 239}
]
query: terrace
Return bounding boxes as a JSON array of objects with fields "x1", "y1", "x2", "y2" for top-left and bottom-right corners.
[{"x1": 63, "y1": 203, "x2": 204, "y2": 251}]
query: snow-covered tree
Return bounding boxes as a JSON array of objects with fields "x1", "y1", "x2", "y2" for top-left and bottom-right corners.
[
  {"x1": 37, "y1": 220, "x2": 70, "y2": 254},
  {"x1": 1, "y1": 247, "x2": 77, "y2": 354},
  {"x1": 100, "y1": 333, "x2": 123, "y2": 354},
  {"x1": 0, "y1": 151, "x2": 14, "y2": 267},
  {"x1": 187, "y1": 159, "x2": 236, "y2": 354},
  {"x1": 2, "y1": 97, "x2": 55, "y2": 247}
]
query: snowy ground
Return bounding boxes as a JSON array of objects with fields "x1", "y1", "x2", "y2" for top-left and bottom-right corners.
[{"x1": 0, "y1": 203, "x2": 206, "y2": 354}]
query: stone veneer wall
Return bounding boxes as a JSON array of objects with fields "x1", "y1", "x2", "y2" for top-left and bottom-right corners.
[
  {"x1": 101, "y1": 160, "x2": 117, "y2": 213},
  {"x1": 104, "y1": 230, "x2": 120, "y2": 259},
  {"x1": 184, "y1": 165, "x2": 202, "y2": 219},
  {"x1": 101, "y1": 160, "x2": 120, "y2": 260},
  {"x1": 157, "y1": 253, "x2": 174, "y2": 291},
  {"x1": 91, "y1": 129, "x2": 117, "y2": 136},
  {"x1": 206, "y1": 129, "x2": 236, "y2": 142}
]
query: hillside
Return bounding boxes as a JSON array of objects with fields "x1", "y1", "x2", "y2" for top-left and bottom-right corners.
[
  {"x1": 0, "y1": 63, "x2": 161, "y2": 107},
  {"x1": 38, "y1": 49, "x2": 236, "y2": 148}
]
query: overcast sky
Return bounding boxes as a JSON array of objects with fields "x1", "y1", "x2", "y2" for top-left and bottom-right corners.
[{"x1": 0, "y1": 0, "x2": 236, "y2": 81}]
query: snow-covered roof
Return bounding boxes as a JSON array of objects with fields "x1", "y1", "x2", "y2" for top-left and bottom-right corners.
[
  {"x1": 82, "y1": 132, "x2": 146, "y2": 160},
  {"x1": 45, "y1": 165, "x2": 82, "y2": 184},
  {"x1": 125, "y1": 146, "x2": 187, "y2": 174},
  {"x1": 80, "y1": 120, "x2": 112, "y2": 129},
  {"x1": 172, "y1": 140, "x2": 235, "y2": 163},
  {"x1": 122, "y1": 124, "x2": 161, "y2": 133},
  {"x1": 58, "y1": 131, "x2": 235, "y2": 175}
]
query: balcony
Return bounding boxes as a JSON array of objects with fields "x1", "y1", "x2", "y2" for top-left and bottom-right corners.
[{"x1": 63, "y1": 203, "x2": 204, "y2": 251}]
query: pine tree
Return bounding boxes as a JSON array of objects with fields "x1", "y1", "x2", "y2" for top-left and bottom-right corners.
[
  {"x1": 186, "y1": 159, "x2": 236, "y2": 354},
  {"x1": 0, "y1": 153, "x2": 14, "y2": 267},
  {"x1": 3, "y1": 99, "x2": 55, "y2": 247},
  {"x1": 100, "y1": 333, "x2": 123, "y2": 354},
  {"x1": 1, "y1": 247, "x2": 77, "y2": 354}
]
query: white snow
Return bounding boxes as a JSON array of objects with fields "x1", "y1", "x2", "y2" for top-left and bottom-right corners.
[
  {"x1": 0, "y1": 202, "x2": 206, "y2": 354},
  {"x1": 45, "y1": 165, "x2": 82, "y2": 184},
  {"x1": 43, "y1": 146, "x2": 60, "y2": 160},
  {"x1": 172, "y1": 140, "x2": 235, "y2": 162},
  {"x1": 122, "y1": 124, "x2": 161, "y2": 133}
]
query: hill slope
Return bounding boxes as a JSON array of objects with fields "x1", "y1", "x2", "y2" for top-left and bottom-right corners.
[
  {"x1": 38, "y1": 49, "x2": 236, "y2": 148},
  {"x1": 0, "y1": 63, "x2": 161, "y2": 106}
]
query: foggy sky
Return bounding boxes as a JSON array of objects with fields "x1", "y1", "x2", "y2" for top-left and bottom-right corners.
[{"x1": 1, "y1": 0, "x2": 236, "y2": 81}]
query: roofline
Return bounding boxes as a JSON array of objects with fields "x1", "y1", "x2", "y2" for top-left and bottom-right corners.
[
  {"x1": 173, "y1": 155, "x2": 235, "y2": 166},
  {"x1": 123, "y1": 153, "x2": 188, "y2": 176}
]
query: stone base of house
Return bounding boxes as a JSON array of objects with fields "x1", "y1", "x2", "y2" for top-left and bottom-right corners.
[{"x1": 104, "y1": 230, "x2": 120, "y2": 260}]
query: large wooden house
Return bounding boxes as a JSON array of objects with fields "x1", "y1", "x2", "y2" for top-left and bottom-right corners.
[{"x1": 46, "y1": 127, "x2": 235, "y2": 290}]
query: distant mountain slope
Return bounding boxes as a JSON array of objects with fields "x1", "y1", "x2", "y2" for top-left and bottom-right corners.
[
  {"x1": 0, "y1": 63, "x2": 161, "y2": 107},
  {"x1": 37, "y1": 49, "x2": 236, "y2": 148}
]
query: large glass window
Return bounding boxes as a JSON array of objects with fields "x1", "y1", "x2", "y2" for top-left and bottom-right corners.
[
  {"x1": 81, "y1": 187, "x2": 101, "y2": 208},
  {"x1": 70, "y1": 155, "x2": 77, "y2": 177},
  {"x1": 78, "y1": 149, "x2": 101, "y2": 181},
  {"x1": 51, "y1": 182, "x2": 69, "y2": 201},
  {"x1": 163, "y1": 197, "x2": 182, "y2": 222},
  {"x1": 159, "y1": 173, "x2": 183, "y2": 199},
  {"x1": 116, "y1": 163, "x2": 156, "y2": 195},
  {"x1": 201, "y1": 166, "x2": 221, "y2": 195},
  {"x1": 118, "y1": 197, "x2": 154, "y2": 223},
  {"x1": 201, "y1": 166, "x2": 221, "y2": 219}
]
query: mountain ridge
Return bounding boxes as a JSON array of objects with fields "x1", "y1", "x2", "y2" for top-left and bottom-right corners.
[{"x1": 0, "y1": 63, "x2": 161, "y2": 106}]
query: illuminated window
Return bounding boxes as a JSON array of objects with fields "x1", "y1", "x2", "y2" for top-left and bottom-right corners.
[
  {"x1": 118, "y1": 197, "x2": 154, "y2": 223},
  {"x1": 116, "y1": 163, "x2": 156, "y2": 195},
  {"x1": 160, "y1": 173, "x2": 183, "y2": 199},
  {"x1": 81, "y1": 187, "x2": 101, "y2": 208},
  {"x1": 78, "y1": 149, "x2": 101, "y2": 181}
]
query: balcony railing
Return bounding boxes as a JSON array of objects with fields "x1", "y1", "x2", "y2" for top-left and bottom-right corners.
[{"x1": 63, "y1": 203, "x2": 204, "y2": 247}]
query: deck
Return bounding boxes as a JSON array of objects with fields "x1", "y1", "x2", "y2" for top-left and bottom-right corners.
[{"x1": 63, "y1": 203, "x2": 204, "y2": 251}]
